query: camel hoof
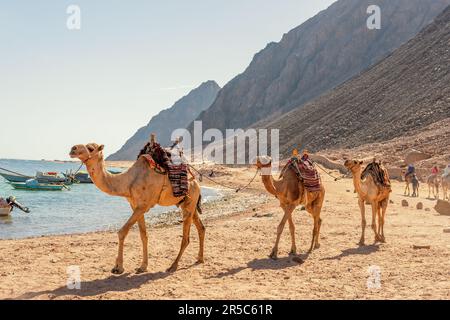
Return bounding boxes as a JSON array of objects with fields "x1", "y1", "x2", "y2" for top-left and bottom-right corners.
[
  {"x1": 269, "y1": 252, "x2": 278, "y2": 260},
  {"x1": 195, "y1": 258, "x2": 205, "y2": 265},
  {"x1": 135, "y1": 267, "x2": 147, "y2": 274},
  {"x1": 314, "y1": 243, "x2": 321, "y2": 249},
  {"x1": 358, "y1": 241, "x2": 365, "y2": 246},
  {"x1": 288, "y1": 250, "x2": 297, "y2": 256},
  {"x1": 111, "y1": 266, "x2": 124, "y2": 275},
  {"x1": 166, "y1": 265, "x2": 178, "y2": 273}
]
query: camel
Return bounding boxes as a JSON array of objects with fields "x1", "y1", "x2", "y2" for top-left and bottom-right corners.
[
  {"x1": 255, "y1": 156, "x2": 325, "y2": 258},
  {"x1": 69, "y1": 143, "x2": 205, "y2": 274},
  {"x1": 404, "y1": 173, "x2": 419, "y2": 197},
  {"x1": 344, "y1": 160, "x2": 391, "y2": 245},
  {"x1": 411, "y1": 175, "x2": 420, "y2": 198},
  {"x1": 441, "y1": 174, "x2": 450, "y2": 200},
  {"x1": 427, "y1": 174, "x2": 440, "y2": 199}
]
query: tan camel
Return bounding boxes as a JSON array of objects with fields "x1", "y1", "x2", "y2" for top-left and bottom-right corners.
[
  {"x1": 69, "y1": 143, "x2": 205, "y2": 274},
  {"x1": 427, "y1": 174, "x2": 440, "y2": 199},
  {"x1": 442, "y1": 175, "x2": 450, "y2": 200},
  {"x1": 404, "y1": 173, "x2": 420, "y2": 197},
  {"x1": 344, "y1": 160, "x2": 391, "y2": 245},
  {"x1": 255, "y1": 156, "x2": 325, "y2": 258}
]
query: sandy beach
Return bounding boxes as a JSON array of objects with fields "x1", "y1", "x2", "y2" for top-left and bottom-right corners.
[{"x1": 0, "y1": 164, "x2": 449, "y2": 300}]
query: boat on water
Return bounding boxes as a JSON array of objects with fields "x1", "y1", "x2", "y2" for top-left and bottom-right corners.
[
  {"x1": 0, "y1": 206, "x2": 11, "y2": 217},
  {"x1": 36, "y1": 171, "x2": 71, "y2": 184},
  {"x1": 0, "y1": 196, "x2": 30, "y2": 216},
  {"x1": 0, "y1": 170, "x2": 72, "y2": 184},
  {"x1": 10, "y1": 179, "x2": 67, "y2": 191},
  {"x1": 74, "y1": 171, "x2": 93, "y2": 183},
  {"x1": 0, "y1": 172, "x2": 33, "y2": 183}
]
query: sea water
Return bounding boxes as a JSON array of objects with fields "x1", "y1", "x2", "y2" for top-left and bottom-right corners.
[{"x1": 0, "y1": 159, "x2": 221, "y2": 239}]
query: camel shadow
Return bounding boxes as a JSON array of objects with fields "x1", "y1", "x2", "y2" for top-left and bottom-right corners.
[
  {"x1": 15, "y1": 270, "x2": 171, "y2": 300},
  {"x1": 321, "y1": 244, "x2": 380, "y2": 261},
  {"x1": 209, "y1": 253, "x2": 310, "y2": 279}
]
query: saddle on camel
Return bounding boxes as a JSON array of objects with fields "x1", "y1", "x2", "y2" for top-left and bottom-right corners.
[
  {"x1": 361, "y1": 160, "x2": 391, "y2": 191},
  {"x1": 280, "y1": 150, "x2": 322, "y2": 193},
  {"x1": 138, "y1": 134, "x2": 189, "y2": 198}
]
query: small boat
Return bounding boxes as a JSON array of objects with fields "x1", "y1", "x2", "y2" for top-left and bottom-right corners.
[
  {"x1": 0, "y1": 196, "x2": 30, "y2": 216},
  {"x1": 0, "y1": 170, "x2": 72, "y2": 184},
  {"x1": 74, "y1": 171, "x2": 92, "y2": 184},
  {"x1": 36, "y1": 171, "x2": 72, "y2": 184},
  {"x1": 0, "y1": 206, "x2": 11, "y2": 217},
  {"x1": 10, "y1": 179, "x2": 66, "y2": 191},
  {"x1": 0, "y1": 172, "x2": 32, "y2": 183}
]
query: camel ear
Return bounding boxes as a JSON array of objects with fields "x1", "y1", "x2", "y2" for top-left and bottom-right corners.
[
  {"x1": 360, "y1": 161, "x2": 364, "y2": 165},
  {"x1": 98, "y1": 145, "x2": 104, "y2": 152}
]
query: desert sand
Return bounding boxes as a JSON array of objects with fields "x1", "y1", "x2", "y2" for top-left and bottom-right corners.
[{"x1": 0, "y1": 164, "x2": 449, "y2": 300}]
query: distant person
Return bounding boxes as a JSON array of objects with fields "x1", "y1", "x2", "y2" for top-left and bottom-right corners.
[
  {"x1": 442, "y1": 164, "x2": 450, "y2": 177},
  {"x1": 431, "y1": 166, "x2": 439, "y2": 175},
  {"x1": 405, "y1": 164, "x2": 415, "y2": 178}
]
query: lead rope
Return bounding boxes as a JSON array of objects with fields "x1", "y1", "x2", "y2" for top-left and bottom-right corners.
[{"x1": 188, "y1": 164, "x2": 260, "y2": 193}]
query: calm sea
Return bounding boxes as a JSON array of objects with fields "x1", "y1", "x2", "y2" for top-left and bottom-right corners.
[{"x1": 0, "y1": 159, "x2": 220, "y2": 240}]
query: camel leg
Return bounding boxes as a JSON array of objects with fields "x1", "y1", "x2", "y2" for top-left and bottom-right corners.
[
  {"x1": 192, "y1": 211, "x2": 206, "y2": 264},
  {"x1": 167, "y1": 210, "x2": 193, "y2": 272},
  {"x1": 308, "y1": 215, "x2": 320, "y2": 253},
  {"x1": 377, "y1": 203, "x2": 382, "y2": 240},
  {"x1": 380, "y1": 199, "x2": 388, "y2": 243},
  {"x1": 286, "y1": 205, "x2": 297, "y2": 255},
  {"x1": 112, "y1": 208, "x2": 146, "y2": 274},
  {"x1": 135, "y1": 216, "x2": 148, "y2": 274},
  {"x1": 358, "y1": 199, "x2": 366, "y2": 246},
  {"x1": 370, "y1": 203, "x2": 381, "y2": 243},
  {"x1": 269, "y1": 204, "x2": 292, "y2": 260}
]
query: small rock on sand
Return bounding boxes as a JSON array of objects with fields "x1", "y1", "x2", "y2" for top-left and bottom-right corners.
[
  {"x1": 425, "y1": 208, "x2": 431, "y2": 212},
  {"x1": 390, "y1": 200, "x2": 394, "y2": 204},
  {"x1": 434, "y1": 200, "x2": 450, "y2": 216},
  {"x1": 402, "y1": 200, "x2": 409, "y2": 207},
  {"x1": 416, "y1": 202, "x2": 423, "y2": 210},
  {"x1": 443, "y1": 228, "x2": 450, "y2": 233},
  {"x1": 413, "y1": 245, "x2": 431, "y2": 250}
]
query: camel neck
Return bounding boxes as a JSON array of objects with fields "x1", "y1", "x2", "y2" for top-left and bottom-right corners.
[
  {"x1": 261, "y1": 170, "x2": 278, "y2": 197},
  {"x1": 352, "y1": 168, "x2": 365, "y2": 197},
  {"x1": 85, "y1": 158, "x2": 130, "y2": 198}
]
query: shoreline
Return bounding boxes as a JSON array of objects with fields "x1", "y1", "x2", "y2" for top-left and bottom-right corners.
[{"x1": 1, "y1": 166, "x2": 449, "y2": 300}]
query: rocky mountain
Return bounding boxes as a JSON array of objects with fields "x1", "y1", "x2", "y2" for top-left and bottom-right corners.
[
  {"x1": 189, "y1": 0, "x2": 450, "y2": 136},
  {"x1": 265, "y1": 5, "x2": 450, "y2": 157},
  {"x1": 107, "y1": 81, "x2": 220, "y2": 160}
]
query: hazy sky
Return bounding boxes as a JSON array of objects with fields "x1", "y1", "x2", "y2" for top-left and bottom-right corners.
[{"x1": 0, "y1": 0, "x2": 336, "y2": 160}]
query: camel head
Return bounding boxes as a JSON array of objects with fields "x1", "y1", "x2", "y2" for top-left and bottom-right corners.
[
  {"x1": 344, "y1": 159, "x2": 364, "y2": 173},
  {"x1": 70, "y1": 143, "x2": 105, "y2": 163},
  {"x1": 255, "y1": 156, "x2": 272, "y2": 169}
]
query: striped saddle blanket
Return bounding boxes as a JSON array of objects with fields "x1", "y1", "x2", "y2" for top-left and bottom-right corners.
[
  {"x1": 361, "y1": 161, "x2": 391, "y2": 190},
  {"x1": 285, "y1": 158, "x2": 322, "y2": 192},
  {"x1": 141, "y1": 153, "x2": 189, "y2": 198}
]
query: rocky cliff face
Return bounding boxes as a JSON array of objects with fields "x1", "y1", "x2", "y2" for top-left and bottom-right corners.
[
  {"x1": 266, "y1": 5, "x2": 450, "y2": 157},
  {"x1": 107, "y1": 81, "x2": 220, "y2": 160},
  {"x1": 190, "y1": 0, "x2": 450, "y2": 135}
]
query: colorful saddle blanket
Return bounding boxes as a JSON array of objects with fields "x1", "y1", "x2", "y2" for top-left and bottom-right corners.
[
  {"x1": 140, "y1": 143, "x2": 189, "y2": 198},
  {"x1": 284, "y1": 158, "x2": 322, "y2": 192},
  {"x1": 361, "y1": 161, "x2": 391, "y2": 190}
]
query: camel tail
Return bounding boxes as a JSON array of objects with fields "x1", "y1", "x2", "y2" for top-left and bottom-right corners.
[{"x1": 196, "y1": 194, "x2": 203, "y2": 215}]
